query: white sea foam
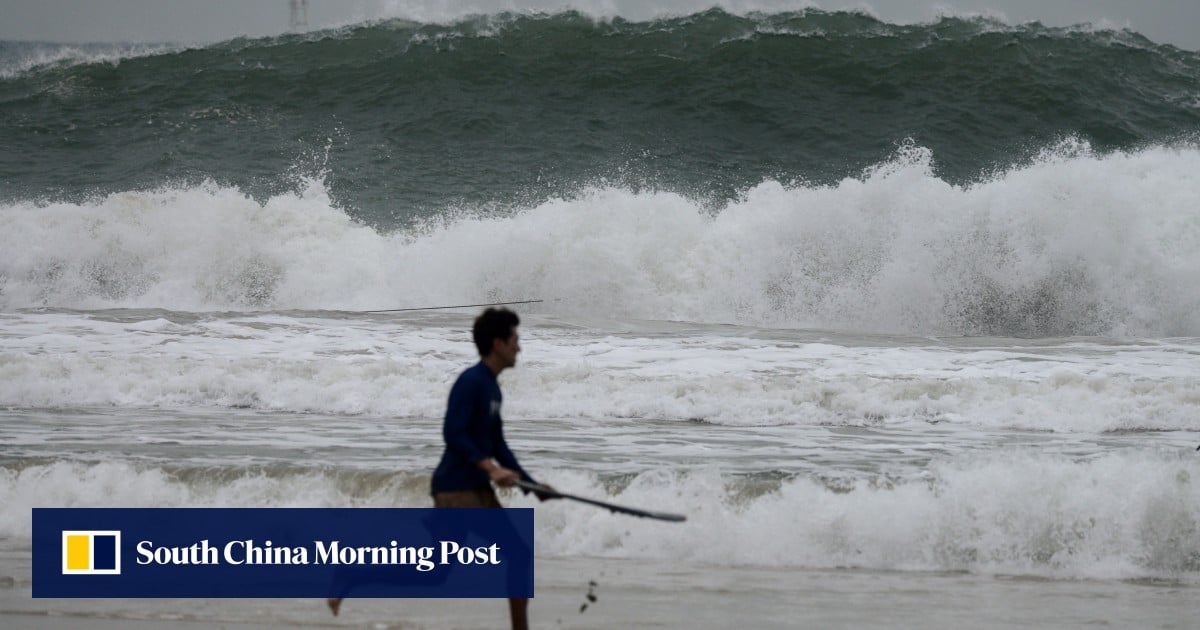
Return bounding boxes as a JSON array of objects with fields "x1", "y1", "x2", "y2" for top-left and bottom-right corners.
[
  {"x1": 0, "y1": 42, "x2": 180, "y2": 79},
  {"x1": 1, "y1": 144, "x2": 1198, "y2": 431},
  {"x1": 371, "y1": 1, "x2": 821, "y2": 25},
  {"x1": 0, "y1": 311, "x2": 1197, "y2": 432},
  {"x1": 529, "y1": 451, "x2": 1200, "y2": 579},
  {"x1": 2, "y1": 144, "x2": 1199, "y2": 337},
  {"x1": 369, "y1": 1, "x2": 1141, "y2": 42},
  {"x1": 3, "y1": 452, "x2": 1196, "y2": 580}
]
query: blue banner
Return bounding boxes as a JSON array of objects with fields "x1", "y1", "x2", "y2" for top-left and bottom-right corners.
[{"x1": 34, "y1": 508, "x2": 534, "y2": 598}]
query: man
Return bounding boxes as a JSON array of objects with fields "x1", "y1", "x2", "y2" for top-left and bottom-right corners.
[
  {"x1": 429, "y1": 307, "x2": 551, "y2": 630},
  {"x1": 431, "y1": 307, "x2": 540, "y2": 502},
  {"x1": 327, "y1": 308, "x2": 550, "y2": 625}
]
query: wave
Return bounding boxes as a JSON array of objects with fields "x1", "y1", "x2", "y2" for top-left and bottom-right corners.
[
  {"x1": 3, "y1": 453, "x2": 1197, "y2": 580},
  {"x1": 2, "y1": 10, "x2": 1198, "y2": 216},
  {"x1": 2, "y1": 143, "x2": 1199, "y2": 337},
  {"x1": 1, "y1": 319, "x2": 1197, "y2": 431},
  {"x1": 0, "y1": 8, "x2": 1183, "y2": 77},
  {"x1": 0, "y1": 41, "x2": 181, "y2": 79}
]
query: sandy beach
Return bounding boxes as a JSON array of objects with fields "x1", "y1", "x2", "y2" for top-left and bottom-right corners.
[{"x1": 4, "y1": 553, "x2": 1197, "y2": 629}]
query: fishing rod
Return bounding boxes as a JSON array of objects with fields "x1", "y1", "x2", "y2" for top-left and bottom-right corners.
[
  {"x1": 360, "y1": 299, "x2": 544, "y2": 314},
  {"x1": 515, "y1": 480, "x2": 686, "y2": 523},
  {"x1": 14, "y1": 299, "x2": 549, "y2": 317}
]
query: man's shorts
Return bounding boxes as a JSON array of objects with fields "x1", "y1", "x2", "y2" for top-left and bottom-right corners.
[{"x1": 432, "y1": 485, "x2": 502, "y2": 509}]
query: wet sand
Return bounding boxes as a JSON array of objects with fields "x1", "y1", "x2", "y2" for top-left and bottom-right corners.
[{"x1": 2, "y1": 553, "x2": 1196, "y2": 629}]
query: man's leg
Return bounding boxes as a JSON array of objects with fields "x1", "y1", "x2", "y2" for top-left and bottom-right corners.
[
  {"x1": 509, "y1": 597, "x2": 529, "y2": 630},
  {"x1": 435, "y1": 487, "x2": 529, "y2": 630},
  {"x1": 326, "y1": 489, "x2": 491, "y2": 616}
]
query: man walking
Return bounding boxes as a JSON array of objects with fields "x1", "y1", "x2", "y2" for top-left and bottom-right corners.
[
  {"x1": 430, "y1": 307, "x2": 550, "y2": 630},
  {"x1": 326, "y1": 308, "x2": 549, "y2": 625},
  {"x1": 432, "y1": 307, "x2": 538, "y2": 499}
]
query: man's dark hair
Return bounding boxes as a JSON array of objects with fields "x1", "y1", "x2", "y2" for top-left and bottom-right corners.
[{"x1": 473, "y1": 308, "x2": 519, "y2": 357}]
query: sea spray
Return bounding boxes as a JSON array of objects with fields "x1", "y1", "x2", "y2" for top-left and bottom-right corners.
[
  {"x1": 3, "y1": 145, "x2": 1198, "y2": 337},
  {"x1": 3, "y1": 454, "x2": 1197, "y2": 580}
]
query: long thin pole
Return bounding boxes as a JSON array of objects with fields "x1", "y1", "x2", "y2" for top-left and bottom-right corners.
[
  {"x1": 514, "y1": 480, "x2": 686, "y2": 522},
  {"x1": 360, "y1": 299, "x2": 544, "y2": 314}
]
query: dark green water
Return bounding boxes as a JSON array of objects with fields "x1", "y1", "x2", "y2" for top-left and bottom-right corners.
[{"x1": 3, "y1": 10, "x2": 1198, "y2": 226}]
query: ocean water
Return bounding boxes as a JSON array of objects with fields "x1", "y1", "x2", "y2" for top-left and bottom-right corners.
[{"x1": 1, "y1": 7, "x2": 1199, "y2": 628}]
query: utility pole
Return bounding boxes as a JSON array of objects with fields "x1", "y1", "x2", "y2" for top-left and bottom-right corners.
[{"x1": 289, "y1": 0, "x2": 309, "y2": 30}]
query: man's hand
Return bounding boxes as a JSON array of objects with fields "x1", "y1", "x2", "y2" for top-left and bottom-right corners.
[{"x1": 478, "y1": 459, "x2": 518, "y2": 487}]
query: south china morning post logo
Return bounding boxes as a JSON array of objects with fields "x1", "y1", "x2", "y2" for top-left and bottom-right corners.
[
  {"x1": 61, "y1": 530, "x2": 121, "y2": 575},
  {"x1": 130, "y1": 537, "x2": 500, "y2": 570},
  {"x1": 34, "y1": 508, "x2": 533, "y2": 598}
]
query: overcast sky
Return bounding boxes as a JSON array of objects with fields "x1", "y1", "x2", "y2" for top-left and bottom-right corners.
[{"x1": 1, "y1": 0, "x2": 1197, "y2": 50}]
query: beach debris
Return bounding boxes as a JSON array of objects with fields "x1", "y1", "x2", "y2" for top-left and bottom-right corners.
[{"x1": 579, "y1": 580, "x2": 598, "y2": 613}]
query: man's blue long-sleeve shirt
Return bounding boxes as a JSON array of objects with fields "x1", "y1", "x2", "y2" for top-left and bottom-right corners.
[{"x1": 431, "y1": 362, "x2": 534, "y2": 494}]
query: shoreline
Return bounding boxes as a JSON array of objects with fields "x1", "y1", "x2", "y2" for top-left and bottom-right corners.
[{"x1": 3, "y1": 555, "x2": 1196, "y2": 629}]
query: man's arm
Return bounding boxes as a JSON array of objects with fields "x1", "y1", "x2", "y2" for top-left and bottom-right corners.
[
  {"x1": 494, "y1": 429, "x2": 534, "y2": 485},
  {"x1": 496, "y1": 435, "x2": 557, "y2": 500},
  {"x1": 444, "y1": 376, "x2": 519, "y2": 486}
]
